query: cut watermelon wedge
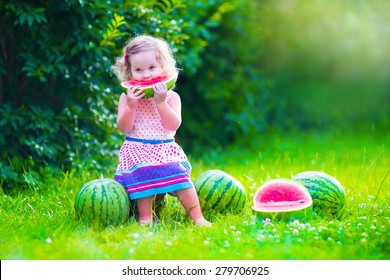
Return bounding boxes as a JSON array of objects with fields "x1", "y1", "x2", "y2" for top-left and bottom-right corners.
[
  {"x1": 121, "y1": 73, "x2": 178, "y2": 98},
  {"x1": 252, "y1": 179, "x2": 313, "y2": 221}
]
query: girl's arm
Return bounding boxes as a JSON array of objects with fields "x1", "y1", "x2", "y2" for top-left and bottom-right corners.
[
  {"x1": 117, "y1": 93, "x2": 136, "y2": 134},
  {"x1": 155, "y1": 90, "x2": 182, "y2": 131},
  {"x1": 117, "y1": 87, "x2": 144, "y2": 134}
]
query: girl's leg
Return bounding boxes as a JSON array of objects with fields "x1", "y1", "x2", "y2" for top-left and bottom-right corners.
[
  {"x1": 137, "y1": 196, "x2": 154, "y2": 225},
  {"x1": 175, "y1": 188, "x2": 211, "y2": 226}
]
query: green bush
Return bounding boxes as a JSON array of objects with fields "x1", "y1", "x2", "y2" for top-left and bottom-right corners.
[{"x1": 0, "y1": 0, "x2": 237, "y2": 190}]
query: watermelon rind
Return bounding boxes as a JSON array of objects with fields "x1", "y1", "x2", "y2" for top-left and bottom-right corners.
[
  {"x1": 74, "y1": 178, "x2": 130, "y2": 226},
  {"x1": 121, "y1": 73, "x2": 178, "y2": 99},
  {"x1": 252, "y1": 179, "x2": 313, "y2": 221},
  {"x1": 253, "y1": 205, "x2": 313, "y2": 221},
  {"x1": 292, "y1": 171, "x2": 346, "y2": 218},
  {"x1": 194, "y1": 169, "x2": 247, "y2": 215}
]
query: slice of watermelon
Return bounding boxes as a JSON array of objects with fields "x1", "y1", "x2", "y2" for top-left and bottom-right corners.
[
  {"x1": 121, "y1": 73, "x2": 178, "y2": 99},
  {"x1": 252, "y1": 179, "x2": 313, "y2": 221}
]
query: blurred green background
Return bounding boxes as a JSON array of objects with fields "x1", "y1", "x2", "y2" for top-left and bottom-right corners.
[
  {"x1": 257, "y1": 0, "x2": 389, "y2": 129},
  {"x1": 1, "y1": 0, "x2": 389, "y2": 190}
]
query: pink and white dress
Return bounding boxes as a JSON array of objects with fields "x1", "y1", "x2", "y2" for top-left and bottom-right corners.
[{"x1": 114, "y1": 92, "x2": 193, "y2": 200}]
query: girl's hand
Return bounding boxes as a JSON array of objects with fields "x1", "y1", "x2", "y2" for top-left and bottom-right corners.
[
  {"x1": 153, "y1": 82, "x2": 168, "y2": 104},
  {"x1": 126, "y1": 86, "x2": 144, "y2": 107}
]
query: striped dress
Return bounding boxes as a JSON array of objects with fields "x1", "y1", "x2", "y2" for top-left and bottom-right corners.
[{"x1": 114, "y1": 92, "x2": 193, "y2": 200}]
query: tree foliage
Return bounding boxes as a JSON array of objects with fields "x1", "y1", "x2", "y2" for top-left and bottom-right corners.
[{"x1": 0, "y1": 0, "x2": 238, "y2": 189}]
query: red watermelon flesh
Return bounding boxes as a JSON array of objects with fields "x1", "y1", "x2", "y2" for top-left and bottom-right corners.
[
  {"x1": 121, "y1": 76, "x2": 168, "y2": 88},
  {"x1": 252, "y1": 179, "x2": 313, "y2": 220},
  {"x1": 121, "y1": 73, "x2": 178, "y2": 98}
]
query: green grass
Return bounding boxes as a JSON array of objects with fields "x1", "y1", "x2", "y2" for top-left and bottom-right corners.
[{"x1": 0, "y1": 131, "x2": 389, "y2": 260}]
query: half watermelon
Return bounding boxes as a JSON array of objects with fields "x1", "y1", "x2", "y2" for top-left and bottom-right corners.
[
  {"x1": 252, "y1": 179, "x2": 313, "y2": 221},
  {"x1": 121, "y1": 73, "x2": 178, "y2": 98}
]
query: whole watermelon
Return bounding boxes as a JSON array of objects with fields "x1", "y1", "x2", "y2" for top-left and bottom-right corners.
[
  {"x1": 194, "y1": 169, "x2": 246, "y2": 214},
  {"x1": 292, "y1": 171, "x2": 346, "y2": 218},
  {"x1": 74, "y1": 178, "x2": 130, "y2": 225}
]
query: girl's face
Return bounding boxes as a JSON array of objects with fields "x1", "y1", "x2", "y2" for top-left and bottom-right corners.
[{"x1": 130, "y1": 50, "x2": 163, "y2": 80}]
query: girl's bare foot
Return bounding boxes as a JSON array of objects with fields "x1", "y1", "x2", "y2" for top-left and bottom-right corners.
[
  {"x1": 139, "y1": 218, "x2": 152, "y2": 226},
  {"x1": 194, "y1": 217, "x2": 212, "y2": 227}
]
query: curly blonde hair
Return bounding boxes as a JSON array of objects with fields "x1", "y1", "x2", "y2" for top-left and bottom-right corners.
[{"x1": 112, "y1": 35, "x2": 178, "y2": 82}]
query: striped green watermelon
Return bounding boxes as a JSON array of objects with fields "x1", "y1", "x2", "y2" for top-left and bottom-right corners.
[
  {"x1": 194, "y1": 169, "x2": 246, "y2": 214},
  {"x1": 292, "y1": 171, "x2": 346, "y2": 218},
  {"x1": 74, "y1": 178, "x2": 130, "y2": 226},
  {"x1": 121, "y1": 73, "x2": 178, "y2": 98},
  {"x1": 252, "y1": 179, "x2": 313, "y2": 221}
]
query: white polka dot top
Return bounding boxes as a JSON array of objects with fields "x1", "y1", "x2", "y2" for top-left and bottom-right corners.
[{"x1": 126, "y1": 92, "x2": 176, "y2": 140}]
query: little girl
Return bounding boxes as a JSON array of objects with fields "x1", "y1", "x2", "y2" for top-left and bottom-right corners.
[{"x1": 112, "y1": 35, "x2": 211, "y2": 226}]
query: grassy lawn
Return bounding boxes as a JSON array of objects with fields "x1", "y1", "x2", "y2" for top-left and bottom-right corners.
[{"x1": 0, "y1": 130, "x2": 389, "y2": 260}]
